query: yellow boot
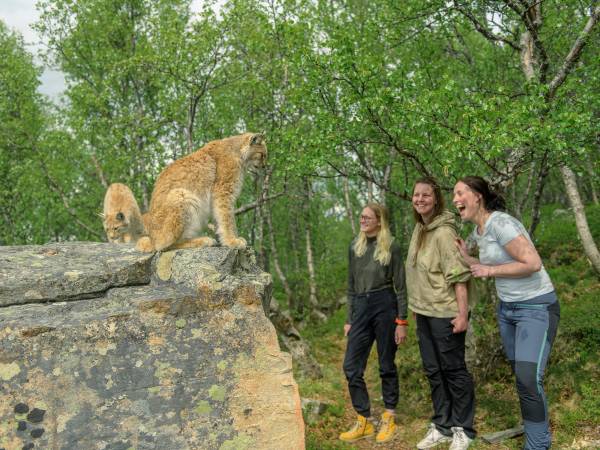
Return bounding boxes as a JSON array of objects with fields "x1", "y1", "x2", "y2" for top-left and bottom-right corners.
[
  {"x1": 339, "y1": 415, "x2": 375, "y2": 442},
  {"x1": 375, "y1": 411, "x2": 397, "y2": 443}
]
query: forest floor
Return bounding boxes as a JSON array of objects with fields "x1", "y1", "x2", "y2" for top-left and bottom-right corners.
[{"x1": 296, "y1": 205, "x2": 600, "y2": 450}]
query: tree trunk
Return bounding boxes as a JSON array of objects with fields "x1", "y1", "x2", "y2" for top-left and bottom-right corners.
[
  {"x1": 343, "y1": 176, "x2": 357, "y2": 235},
  {"x1": 304, "y1": 178, "x2": 326, "y2": 322},
  {"x1": 265, "y1": 201, "x2": 295, "y2": 310},
  {"x1": 560, "y1": 165, "x2": 600, "y2": 276},
  {"x1": 584, "y1": 158, "x2": 599, "y2": 204},
  {"x1": 528, "y1": 153, "x2": 549, "y2": 237}
]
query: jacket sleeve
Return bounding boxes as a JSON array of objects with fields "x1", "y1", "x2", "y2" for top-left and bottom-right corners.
[
  {"x1": 346, "y1": 244, "x2": 355, "y2": 324},
  {"x1": 437, "y1": 228, "x2": 471, "y2": 284},
  {"x1": 392, "y1": 243, "x2": 408, "y2": 320}
]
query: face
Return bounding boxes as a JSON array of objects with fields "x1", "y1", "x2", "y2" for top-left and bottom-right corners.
[
  {"x1": 453, "y1": 181, "x2": 482, "y2": 223},
  {"x1": 103, "y1": 216, "x2": 127, "y2": 243},
  {"x1": 412, "y1": 183, "x2": 436, "y2": 220},
  {"x1": 246, "y1": 134, "x2": 267, "y2": 172},
  {"x1": 359, "y1": 207, "x2": 380, "y2": 236},
  {"x1": 248, "y1": 148, "x2": 267, "y2": 169}
]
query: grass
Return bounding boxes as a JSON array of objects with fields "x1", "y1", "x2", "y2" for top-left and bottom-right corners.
[{"x1": 296, "y1": 205, "x2": 600, "y2": 450}]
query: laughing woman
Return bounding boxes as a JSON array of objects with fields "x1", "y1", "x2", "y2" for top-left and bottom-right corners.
[
  {"x1": 340, "y1": 203, "x2": 408, "y2": 444},
  {"x1": 453, "y1": 176, "x2": 559, "y2": 450}
]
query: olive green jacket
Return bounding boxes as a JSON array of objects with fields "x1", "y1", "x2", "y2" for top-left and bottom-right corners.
[{"x1": 406, "y1": 210, "x2": 471, "y2": 318}]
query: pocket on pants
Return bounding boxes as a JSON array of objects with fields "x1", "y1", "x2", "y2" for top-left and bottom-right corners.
[{"x1": 437, "y1": 332, "x2": 467, "y2": 371}]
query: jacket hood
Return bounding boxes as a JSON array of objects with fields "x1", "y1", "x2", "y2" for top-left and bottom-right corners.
[{"x1": 424, "y1": 210, "x2": 457, "y2": 232}]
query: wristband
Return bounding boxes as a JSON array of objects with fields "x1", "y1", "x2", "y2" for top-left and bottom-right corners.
[{"x1": 395, "y1": 319, "x2": 408, "y2": 326}]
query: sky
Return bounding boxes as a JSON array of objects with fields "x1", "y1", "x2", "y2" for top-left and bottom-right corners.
[
  {"x1": 0, "y1": 0, "x2": 66, "y2": 100},
  {"x1": 0, "y1": 0, "x2": 208, "y2": 102}
]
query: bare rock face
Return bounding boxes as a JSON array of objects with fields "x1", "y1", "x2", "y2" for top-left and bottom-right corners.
[{"x1": 0, "y1": 242, "x2": 305, "y2": 450}]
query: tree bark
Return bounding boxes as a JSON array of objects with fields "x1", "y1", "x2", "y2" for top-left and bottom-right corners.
[
  {"x1": 528, "y1": 153, "x2": 549, "y2": 237},
  {"x1": 304, "y1": 178, "x2": 326, "y2": 322},
  {"x1": 343, "y1": 176, "x2": 357, "y2": 235},
  {"x1": 265, "y1": 201, "x2": 295, "y2": 311},
  {"x1": 584, "y1": 158, "x2": 599, "y2": 205},
  {"x1": 560, "y1": 164, "x2": 600, "y2": 276}
]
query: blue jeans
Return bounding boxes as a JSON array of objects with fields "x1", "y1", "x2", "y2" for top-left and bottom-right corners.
[{"x1": 497, "y1": 291, "x2": 560, "y2": 450}]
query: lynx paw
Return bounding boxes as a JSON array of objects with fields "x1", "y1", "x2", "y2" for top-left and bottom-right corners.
[
  {"x1": 223, "y1": 237, "x2": 247, "y2": 249},
  {"x1": 135, "y1": 237, "x2": 155, "y2": 253}
]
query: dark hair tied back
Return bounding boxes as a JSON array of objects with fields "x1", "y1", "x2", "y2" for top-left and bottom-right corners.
[{"x1": 459, "y1": 176, "x2": 506, "y2": 212}]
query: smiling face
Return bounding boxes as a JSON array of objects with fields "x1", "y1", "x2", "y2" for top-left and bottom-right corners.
[
  {"x1": 412, "y1": 183, "x2": 436, "y2": 222},
  {"x1": 453, "y1": 181, "x2": 483, "y2": 223},
  {"x1": 359, "y1": 207, "x2": 380, "y2": 236}
]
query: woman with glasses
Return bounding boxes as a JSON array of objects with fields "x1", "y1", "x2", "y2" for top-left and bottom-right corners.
[{"x1": 339, "y1": 203, "x2": 407, "y2": 444}]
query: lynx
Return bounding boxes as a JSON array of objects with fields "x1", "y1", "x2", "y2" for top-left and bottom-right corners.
[
  {"x1": 135, "y1": 132, "x2": 266, "y2": 252},
  {"x1": 102, "y1": 183, "x2": 146, "y2": 243}
]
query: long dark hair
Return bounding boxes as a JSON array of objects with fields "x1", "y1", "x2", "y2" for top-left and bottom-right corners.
[
  {"x1": 412, "y1": 177, "x2": 445, "y2": 252},
  {"x1": 458, "y1": 176, "x2": 506, "y2": 212}
]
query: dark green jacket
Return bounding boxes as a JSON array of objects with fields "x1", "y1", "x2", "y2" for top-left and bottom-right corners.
[{"x1": 346, "y1": 236, "x2": 408, "y2": 324}]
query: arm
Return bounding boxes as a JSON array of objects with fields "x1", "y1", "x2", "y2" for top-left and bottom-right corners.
[
  {"x1": 392, "y1": 244, "x2": 408, "y2": 344},
  {"x1": 450, "y1": 282, "x2": 469, "y2": 333},
  {"x1": 471, "y1": 235, "x2": 543, "y2": 278}
]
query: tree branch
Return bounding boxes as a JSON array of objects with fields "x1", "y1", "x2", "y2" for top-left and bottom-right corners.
[
  {"x1": 546, "y1": 4, "x2": 600, "y2": 101},
  {"x1": 453, "y1": 1, "x2": 521, "y2": 51},
  {"x1": 40, "y1": 162, "x2": 103, "y2": 239}
]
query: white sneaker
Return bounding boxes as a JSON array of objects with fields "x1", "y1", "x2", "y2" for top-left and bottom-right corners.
[
  {"x1": 449, "y1": 427, "x2": 473, "y2": 450},
  {"x1": 416, "y1": 423, "x2": 452, "y2": 449}
]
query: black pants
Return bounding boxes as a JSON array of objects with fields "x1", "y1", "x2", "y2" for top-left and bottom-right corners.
[
  {"x1": 416, "y1": 314, "x2": 476, "y2": 439},
  {"x1": 343, "y1": 289, "x2": 398, "y2": 417}
]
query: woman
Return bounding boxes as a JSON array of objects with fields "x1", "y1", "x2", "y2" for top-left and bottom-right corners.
[
  {"x1": 453, "y1": 176, "x2": 559, "y2": 450},
  {"x1": 340, "y1": 203, "x2": 407, "y2": 444},
  {"x1": 406, "y1": 177, "x2": 476, "y2": 450}
]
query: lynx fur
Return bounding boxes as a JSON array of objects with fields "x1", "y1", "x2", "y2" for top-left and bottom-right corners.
[
  {"x1": 102, "y1": 183, "x2": 146, "y2": 243},
  {"x1": 135, "y1": 132, "x2": 267, "y2": 253}
]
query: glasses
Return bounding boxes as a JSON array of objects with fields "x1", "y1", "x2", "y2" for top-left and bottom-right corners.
[{"x1": 360, "y1": 215, "x2": 377, "y2": 222}]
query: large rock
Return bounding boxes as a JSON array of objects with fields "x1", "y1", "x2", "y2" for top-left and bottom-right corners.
[{"x1": 0, "y1": 242, "x2": 305, "y2": 450}]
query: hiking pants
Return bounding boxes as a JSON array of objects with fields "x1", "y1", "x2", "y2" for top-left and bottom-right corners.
[
  {"x1": 343, "y1": 288, "x2": 399, "y2": 417},
  {"x1": 416, "y1": 314, "x2": 476, "y2": 439},
  {"x1": 497, "y1": 291, "x2": 560, "y2": 450}
]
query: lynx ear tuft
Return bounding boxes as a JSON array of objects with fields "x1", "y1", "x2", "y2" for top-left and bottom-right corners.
[
  {"x1": 116, "y1": 212, "x2": 125, "y2": 221},
  {"x1": 250, "y1": 133, "x2": 264, "y2": 145}
]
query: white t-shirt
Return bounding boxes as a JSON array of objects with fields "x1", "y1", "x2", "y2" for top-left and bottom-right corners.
[{"x1": 470, "y1": 211, "x2": 554, "y2": 302}]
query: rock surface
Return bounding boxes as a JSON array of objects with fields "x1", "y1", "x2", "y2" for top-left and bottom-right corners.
[{"x1": 0, "y1": 242, "x2": 304, "y2": 450}]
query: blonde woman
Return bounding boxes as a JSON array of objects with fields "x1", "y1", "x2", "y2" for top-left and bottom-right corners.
[{"x1": 339, "y1": 203, "x2": 407, "y2": 444}]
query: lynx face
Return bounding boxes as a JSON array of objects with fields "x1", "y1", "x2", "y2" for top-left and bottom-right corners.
[
  {"x1": 245, "y1": 134, "x2": 267, "y2": 172},
  {"x1": 103, "y1": 212, "x2": 129, "y2": 243}
]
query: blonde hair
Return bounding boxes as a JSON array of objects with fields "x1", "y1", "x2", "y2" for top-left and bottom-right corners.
[{"x1": 353, "y1": 203, "x2": 393, "y2": 266}]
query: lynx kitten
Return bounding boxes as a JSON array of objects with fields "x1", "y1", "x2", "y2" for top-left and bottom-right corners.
[{"x1": 102, "y1": 183, "x2": 146, "y2": 243}]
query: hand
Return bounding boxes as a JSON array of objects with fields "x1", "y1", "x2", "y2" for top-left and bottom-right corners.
[
  {"x1": 455, "y1": 238, "x2": 468, "y2": 258},
  {"x1": 344, "y1": 323, "x2": 352, "y2": 336},
  {"x1": 451, "y1": 314, "x2": 468, "y2": 334},
  {"x1": 470, "y1": 264, "x2": 493, "y2": 278},
  {"x1": 395, "y1": 325, "x2": 407, "y2": 344}
]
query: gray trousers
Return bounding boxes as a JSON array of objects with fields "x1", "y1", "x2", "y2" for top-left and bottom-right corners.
[{"x1": 497, "y1": 291, "x2": 560, "y2": 450}]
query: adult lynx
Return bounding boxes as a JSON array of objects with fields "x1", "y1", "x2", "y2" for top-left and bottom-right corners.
[
  {"x1": 135, "y1": 132, "x2": 266, "y2": 252},
  {"x1": 102, "y1": 183, "x2": 146, "y2": 243}
]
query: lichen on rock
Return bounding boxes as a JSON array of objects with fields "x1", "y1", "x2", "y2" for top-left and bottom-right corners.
[{"x1": 0, "y1": 243, "x2": 304, "y2": 450}]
